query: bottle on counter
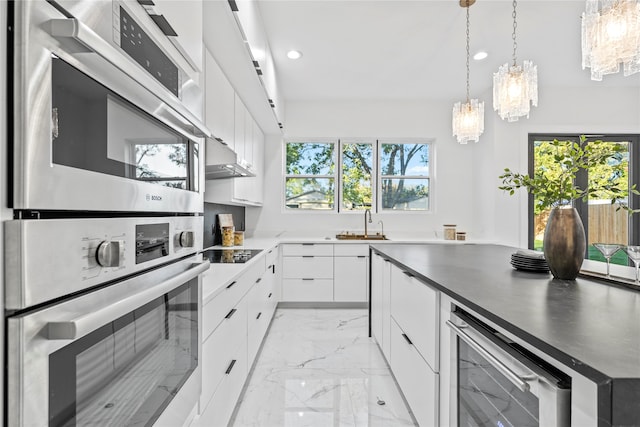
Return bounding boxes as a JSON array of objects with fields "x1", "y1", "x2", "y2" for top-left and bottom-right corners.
[{"x1": 234, "y1": 231, "x2": 244, "y2": 246}]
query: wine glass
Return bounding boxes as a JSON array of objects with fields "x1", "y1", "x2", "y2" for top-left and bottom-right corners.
[
  {"x1": 593, "y1": 243, "x2": 621, "y2": 278},
  {"x1": 622, "y1": 246, "x2": 640, "y2": 285}
]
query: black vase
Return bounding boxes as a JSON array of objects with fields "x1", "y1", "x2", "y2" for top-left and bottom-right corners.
[{"x1": 543, "y1": 208, "x2": 586, "y2": 280}]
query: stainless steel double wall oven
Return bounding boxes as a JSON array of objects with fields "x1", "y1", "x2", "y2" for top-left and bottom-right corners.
[{"x1": 6, "y1": 1, "x2": 210, "y2": 425}]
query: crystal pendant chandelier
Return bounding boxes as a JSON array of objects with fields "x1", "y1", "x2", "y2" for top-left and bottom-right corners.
[
  {"x1": 452, "y1": 0, "x2": 484, "y2": 144},
  {"x1": 493, "y1": 0, "x2": 538, "y2": 122},
  {"x1": 582, "y1": 0, "x2": 640, "y2": 81}
]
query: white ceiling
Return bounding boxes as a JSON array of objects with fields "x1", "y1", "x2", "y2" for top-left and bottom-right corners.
[{"x1": 257, "y1": 0, "x2": 640, "y2": 102}]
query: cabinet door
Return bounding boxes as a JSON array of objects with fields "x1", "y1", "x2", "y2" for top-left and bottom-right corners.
[
  {"x1": 282, "y1": 278, "x2": 333, "y2": 301},
  {"x1": 390, "y1": 265, "x2": 439, "y2": 371},
  {"x1": 204, "y1": 49, "x2": 234, "y2": 146},
  {"x1": 390, "y1": 318, "x2": 438, "y2": 427},
  {"x1": 234, "y1": 93, "x2": 246, "y2": 159},
  {"x1": 371, "y1": 254, "x2": 384, "y2": 345},
  {"x1": 334, "y1": 256, "x2": 368, "y2": 302}
]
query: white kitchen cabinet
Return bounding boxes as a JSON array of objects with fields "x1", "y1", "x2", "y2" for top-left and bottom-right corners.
[
  {"x1": 334, "y1": 244, "x2": 369, "y2": 302},
  {"x1": 197, "y1": 253, "x2": 276, "y2": 427},
  {"x1": 390, "y1": 263, "x2": 439, "y2": 371},
  {"x1": 371, "y1": 253, "x2": 391, "y2": 360},
  {"x1": 281, "y1": 244, "x2": 334, "y2": 302},
  {"x1": 234, "y1": 93, "x2": 247, "y2": 160},
  {"x1": 200, "y1": 297, "x2": 247, "y2": 412},
  {"x1": 390, "y1": 318, "x2": 439, "y2": 427},
  {"x1": 204, "y1": 48, "x2": 235, "y2": 147}
]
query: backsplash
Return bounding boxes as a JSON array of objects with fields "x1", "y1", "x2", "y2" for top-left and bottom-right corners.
[{"x1": 203, "y1": 203, "x2": 246, "y2": 248}]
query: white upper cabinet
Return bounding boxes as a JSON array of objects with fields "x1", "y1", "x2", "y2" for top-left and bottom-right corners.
[
  {"x1": 146, "y1": 0, "x2": 203, "y2": 74},
  {"x1": 204, "y1": 48, "x2": 235, "y2": 147}
]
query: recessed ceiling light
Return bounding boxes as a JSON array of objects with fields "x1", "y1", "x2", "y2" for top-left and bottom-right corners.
[
  {"x1": 287, "y1": 50, "x2": 303, "y2": 60},
  {"x1": 473, "y1": 51, "x2": 488, "y2": 60}
]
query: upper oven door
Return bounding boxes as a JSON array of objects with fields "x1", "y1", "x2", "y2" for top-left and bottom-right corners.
[{"x1": 10, "y1": 1, "x2": 207, "y2": 213}]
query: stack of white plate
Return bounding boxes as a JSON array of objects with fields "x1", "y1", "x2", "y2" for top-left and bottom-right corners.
[{"x1": 510, "y1": 250, "x2": 549, "y2": 273}]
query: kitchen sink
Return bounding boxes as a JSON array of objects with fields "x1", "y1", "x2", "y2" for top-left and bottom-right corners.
[{"x1": 335, "y1": 233, "x2": 389, "y2": 241}]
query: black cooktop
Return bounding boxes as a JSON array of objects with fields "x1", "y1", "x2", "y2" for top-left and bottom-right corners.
[{"x1": 202, "y1": 249, "x2": 263, "y2": 264}]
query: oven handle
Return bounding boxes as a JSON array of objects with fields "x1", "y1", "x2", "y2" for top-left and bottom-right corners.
[
  {"x1": 46, "y1": 261, "x2": 209, "y2": 340},
  {"x1": 46, "y1": 18, "x2": 210, "y2": 139},
  {"x1": 446, "y1": 320, "x2": 533, "y2": 393}
]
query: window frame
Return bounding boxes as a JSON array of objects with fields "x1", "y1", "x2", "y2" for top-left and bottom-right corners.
[
  {"x1": 377, "y1": 139, "x2": 433, "y2": 213},
  {"x1": 527, "y1": 133, "x2": 640, "y2": 253},
  {"x1": 283, "y1": 138, "x2": 434, "y2": 214},
  {"x1": 283, "y1": 139, "x2": 338, "y2": 213}
]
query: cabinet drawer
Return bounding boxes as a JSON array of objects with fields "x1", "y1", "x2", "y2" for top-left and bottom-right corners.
[
  {"x1": 201, "y1": 298, "x2": 247, "y2": 409},
  {"x1": 282, "y1": 243, "x2": 333, "y2": 257},
  {"x1": 334, "y1": 244, "x2": 369, "y2": 257},
  {"x1": 390, "y1": 265, "x2": 439, "y2": 371},
  {"x1": 202, "y1": 271, "x2": 252, "y2": 340},
  {"x1": 390, "y1": 318, "x2": 438, "y2": 427},
  {"x1": 197, "y1": 334, "x2": 248, "y2": 427},
  {"x1": 282, "y1": 278, "x2": 333, "y2": 301},
  {"x1": 282, "y1": 256, "x2": 333, "y2": 279}
]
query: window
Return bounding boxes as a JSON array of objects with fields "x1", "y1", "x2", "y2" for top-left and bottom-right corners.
[
  {"x1": 285, "y1": 139, "x2": 432, "y2": 212},
  {"x1": 379, "y1": 141, "x2": 430, "y2": 211},
  {"x1": 285, "y1": 141, "x2": 335, "y2": 210},
  {"x1": 341, "y1": 140, "x2": 374, "y2": 211},
  {"x1": 529, "y1": 134, "x2": 640, "y2": 265}
]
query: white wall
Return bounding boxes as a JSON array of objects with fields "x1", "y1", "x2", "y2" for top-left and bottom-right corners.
[{"x1": 248, "y1": 84, "x2": 640, "y2": 245}]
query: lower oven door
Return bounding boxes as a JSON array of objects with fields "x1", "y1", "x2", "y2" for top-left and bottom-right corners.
[
  {"x1": 7, "y1": 258, "x2": 209, "y2": 427},
  {"x1": 447, "y1": 311, "x2": 571, "y2": 427}
]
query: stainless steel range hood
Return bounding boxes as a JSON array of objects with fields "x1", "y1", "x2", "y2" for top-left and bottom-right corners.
[{"x1": 205, "y1": 138, "x2": 255, "y2": 179}]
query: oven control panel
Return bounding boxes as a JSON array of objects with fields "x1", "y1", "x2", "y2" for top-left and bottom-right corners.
[{"x1": 4, "y1": 216, "x2": 203, "y2": 311}]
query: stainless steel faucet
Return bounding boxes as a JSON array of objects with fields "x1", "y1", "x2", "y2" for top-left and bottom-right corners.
[
  {"x1": 364, "y1": 209, "x2": 372, "y2": 237},
  {"x1": 377, "y1": 220, "x2": 384, "y2": 237}
]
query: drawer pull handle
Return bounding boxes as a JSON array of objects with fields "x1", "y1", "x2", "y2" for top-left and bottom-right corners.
[
  {"x1": 302, "y1": 278, "x2": 314, "y2": 281},
  {"x1": 402, "y1": 333, "x2": 413, "y2": 345},
  {"x1": 225, "y1": 308, "x2": 237, "y2": 319},
  {"x1": 256, "y1": 312, "x2": 262, "y2": 319},
  {"x1": 402, "y1": 271, "x2": 413, "y2": 278},
  {"x1": 268, "y1": 293, "x2": 273, "y2": 298},
  {"x1": 357, "y1": 256, "x2": 366, "y2": 259},
  {"x1": 225, "y1": 359, "x2": 237, "y2": 375},
  {"x1": 226, "y1": 281, "x2": 237, "y2": 289},
  {"x1": 302, "y1": 256, "x2": 314, "y2": 259},
  {"x1": 271, "y1": 265, "x2": 276, "y2": 274},
  {"x1": 302, "y1": 243, "x2": 315, "y2": 246},
  {"x1": 256, "y1": 278, "x2": 262, "y2": 284}
]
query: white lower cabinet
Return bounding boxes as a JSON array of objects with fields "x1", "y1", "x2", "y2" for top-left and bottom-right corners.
[
  {"x1": 280, "y1": 244, "x2": 370, "y2": 303},
  {"x1": 334, "y1": 244, "x2": 369, "y2": 302},
  {"x1": 371, "y1": 253, "x2": 391, "y2": 360},
  {"x1": 195, "y1": 251, "x2": 277, "y2": 427},
  {"x1": 370, "y1": 253, "x2": 440, "y2": 426},
  {"x1": 390, "y1": 318, "x2": 439, "y2": 427}
]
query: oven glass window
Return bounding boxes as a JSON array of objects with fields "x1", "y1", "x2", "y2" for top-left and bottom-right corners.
[
  {"x1": 458, "y1": 339, "x2": 539, "y2": 427},
  {"x1": 49, "y1": 281, "x2": 198, "y2": 426},
  {"x1": 51, "y1": 57, "x2": 198, "y2": 191}
]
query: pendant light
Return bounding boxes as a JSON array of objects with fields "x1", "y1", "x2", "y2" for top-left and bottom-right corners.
[
  {"x1": 452, "y1": 0, "x2": 484, "y2": 144},
  {"x1": 581, "y1": 0, "x2": 640, "y2": 81},
  {"x1": 493, "y1": 0, "x2": 538, "y2": 122}
]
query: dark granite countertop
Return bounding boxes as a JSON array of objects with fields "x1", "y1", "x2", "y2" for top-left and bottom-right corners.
[{"x1": 371, "y1": 243, "x2": 640, "y2": 384}]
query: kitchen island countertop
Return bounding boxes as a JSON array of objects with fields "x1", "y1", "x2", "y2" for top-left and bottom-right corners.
[{"x1": 371, "y1": 243, "x2": 640, "y2": 424}]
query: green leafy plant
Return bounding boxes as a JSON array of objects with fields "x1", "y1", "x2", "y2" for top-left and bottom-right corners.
[{"x1": 499, "y1": 136, "x2": 640, "y2": 214}]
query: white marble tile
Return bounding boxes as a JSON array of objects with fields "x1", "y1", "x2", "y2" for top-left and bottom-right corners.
[{"x1": 230, "y1": 309, "x2": 417, "y2": 427}]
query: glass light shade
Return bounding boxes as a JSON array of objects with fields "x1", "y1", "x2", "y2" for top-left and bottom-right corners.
[
  {"x1": 582, "y1": 0, "x2": 640, "y2": 81},
  {"x1": 452, "y1": 99, "x2": 484, "y2": 144},
  {"x1": 493, "y1": 61, "x2": 538, "y2": 122}
]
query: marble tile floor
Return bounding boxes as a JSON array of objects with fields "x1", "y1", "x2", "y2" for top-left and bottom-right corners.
[{"x1": 230, "y1": 308, "x2": 417, "y2": 427}]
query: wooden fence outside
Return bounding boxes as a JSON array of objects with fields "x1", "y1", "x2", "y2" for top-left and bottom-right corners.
[{"x1": 534, "y1": 203, "x2": 628, "y2": 245}]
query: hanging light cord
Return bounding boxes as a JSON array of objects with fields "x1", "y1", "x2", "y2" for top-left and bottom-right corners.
[
  {"x1": 512, "y1": 0, "x2": 518, "y2": 66},
  {"x1": 465, "y1": 2, "x2": 470, "y2": 103}
]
